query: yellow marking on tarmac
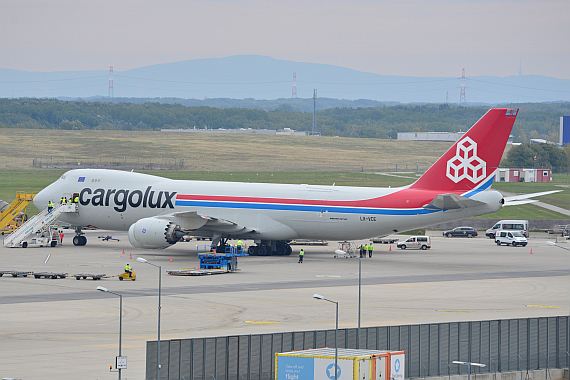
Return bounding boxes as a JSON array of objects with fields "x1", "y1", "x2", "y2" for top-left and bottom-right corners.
[
  {"x1": 526, "y1": 305, "x2": 563, "y2": 309},
  {"x1": 245, "y1": 321, "x2": 282, "y2": 324}
]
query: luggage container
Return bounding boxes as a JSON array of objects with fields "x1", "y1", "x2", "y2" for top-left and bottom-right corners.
[{"x1": 275, "y1": 348, "x2": 405, "y2": 380}]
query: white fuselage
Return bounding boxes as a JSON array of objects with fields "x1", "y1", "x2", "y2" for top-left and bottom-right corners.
[{"x1": 34, "y1": 169, "x2": 503, "y2": 241}]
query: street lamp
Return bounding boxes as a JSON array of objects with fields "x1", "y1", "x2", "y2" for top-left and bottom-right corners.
[
  {"x1": 137, "y1": 257, "x2": 162, "y2": 380},
  {"x1": 452, "y1": 360, "x2": 486, "y2": 380},
  {"x1": 97, "y1": 286, "x2": 125, "y2": 380},
  {"x1": 314, "y1": 294, "x2": 339, "y2": 380}
]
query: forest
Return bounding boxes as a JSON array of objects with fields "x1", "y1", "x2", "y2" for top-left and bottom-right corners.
[{"x1": 0, "y1": 98, "x2": 568, "y2": 142}]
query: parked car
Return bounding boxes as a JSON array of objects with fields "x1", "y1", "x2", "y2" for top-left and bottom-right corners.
[
  {"x1": 397, "y1": 236, "x2": 431, "y2": 250},
  {"x1": 486, "y1": 220, "x2": 529, "y2": 239},
  {"x1": 443, "y1": 227, "x2": 478, "y2": 238},
  {"x1": 495, "y1": 230, "x2": 528, "y2": 247}
]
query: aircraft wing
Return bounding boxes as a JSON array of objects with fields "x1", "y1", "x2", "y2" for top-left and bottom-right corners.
[
  {"x1": 502, "y1": 190, "x2": 562, "y2": 206},
  {"x1": 423, "y1": 193, "x2": 486, "y2": 210},
  {"x1": 162, "y1": 211, "x2": 257, "y2": 235}
]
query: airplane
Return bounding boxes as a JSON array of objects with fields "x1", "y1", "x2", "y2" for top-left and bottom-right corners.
[{"x1": 32, "y1": 108, "x2": 560, "y2": 255}]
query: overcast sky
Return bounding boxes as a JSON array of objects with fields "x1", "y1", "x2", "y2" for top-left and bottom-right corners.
[{"x1": 2, "y1": 0, "x2": 569, "y2": 79}]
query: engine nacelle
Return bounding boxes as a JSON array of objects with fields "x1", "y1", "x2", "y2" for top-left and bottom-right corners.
[{"x1": 128, "y1": 218, "x2": 184, "y2": 249}]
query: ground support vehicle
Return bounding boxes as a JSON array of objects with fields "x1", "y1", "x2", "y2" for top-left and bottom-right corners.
[
  {"x1": 74, "y1": 273, "x2": 106, "y2": 280},
  {"x1": 397, "y1": 236, "x2": 431, "y2": 250},
  {"x1": 486, "y1": 220, "x2": 529, "y2": 239},
  {"x1": 34, "y1": 272, "x2": 68, "y2": 279},
  {"x1": 118, "y1": 271, "x2": 136, "y2": 281},
  {"x1": 197, "y1": 245, "x2": 248, "y2": 272},
  {"x1": 0, "y1": 270, "x2": 33, "y2": 277},
  {"x1": 495, "y1": 230, "x2": 528, "y2": 247}
]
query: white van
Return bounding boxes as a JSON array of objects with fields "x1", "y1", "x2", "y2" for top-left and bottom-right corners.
[
  {"x1": 495, "y1": 230, "x2": 528, "y2": 247},
  {"x1": 397, "y1": 236, "x2": 431, "y2": 250},
  {"x1": 486, "y1": 220, "x2": 529, "y2": 239}
]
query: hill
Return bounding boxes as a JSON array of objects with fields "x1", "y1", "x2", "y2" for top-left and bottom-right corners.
[{"x1": 2, "y1": 55, "x2": 570, "y2": 103}]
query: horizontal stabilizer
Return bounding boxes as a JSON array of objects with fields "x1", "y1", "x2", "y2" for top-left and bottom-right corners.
[
  {"x1": 423, "y1": 193, "x2": 486, "y2": 210},
  {"x1": 502, "y1": 190, "x2": 562, "y2": 207}
]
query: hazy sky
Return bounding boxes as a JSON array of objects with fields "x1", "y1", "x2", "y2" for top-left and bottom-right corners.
[{"x1": 2, "y1": 0, "x2": 569, "y2": 79}]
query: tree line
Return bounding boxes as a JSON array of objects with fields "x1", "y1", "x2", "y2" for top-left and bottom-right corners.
[{"x1": 0, "y1": 98, "x2": 569, "y2": 142}]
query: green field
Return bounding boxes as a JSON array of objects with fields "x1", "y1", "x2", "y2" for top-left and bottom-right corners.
[{"x1": 1, "y1": 169, "x2": 567, "y2": 220}]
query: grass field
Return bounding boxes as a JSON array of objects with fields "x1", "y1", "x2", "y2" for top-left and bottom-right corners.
[{"x1": 0, "y1": 169, "x2": 567, "y2": 220}]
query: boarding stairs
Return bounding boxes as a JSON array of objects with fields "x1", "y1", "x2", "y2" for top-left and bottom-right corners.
[{"x1": 3, "y1": 203, "x2": 77, "y2": 248}]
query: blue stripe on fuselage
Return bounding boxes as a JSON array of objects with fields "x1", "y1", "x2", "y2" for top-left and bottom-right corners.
[
  {"x1": 462, "y1": 175, "x2": 495, "y2": 198},
  {"x1": 174, "y1": 200, "x2": 442, "y2": 216}
]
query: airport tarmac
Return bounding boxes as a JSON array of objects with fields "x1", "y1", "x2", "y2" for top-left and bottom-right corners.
[{"x1": 1, "y1": 231, "x2": 569, "y2": 379}]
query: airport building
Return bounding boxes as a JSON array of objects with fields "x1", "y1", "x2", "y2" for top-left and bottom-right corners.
[
  {"x1": 398, "y1": 132, "x2": 514, "y2": 144},
  {"x1": 560, "y1": 116, "x2": 570, "y2": 146},
  {"x1": 494, "y1": 168, "x2": 552, "y2": 182}
]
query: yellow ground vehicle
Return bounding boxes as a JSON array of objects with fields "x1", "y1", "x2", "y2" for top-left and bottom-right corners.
[
  {"x1": 0, "y1": 192, "x2": 35, "y2": 235},
  {"x1": 118, "y1": 271, "x2": 136, "y2": 281}
]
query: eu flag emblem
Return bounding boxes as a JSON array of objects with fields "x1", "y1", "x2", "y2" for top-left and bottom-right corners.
[{"x1": 78, "y1": 177, "x2": 85, "y2": 182}]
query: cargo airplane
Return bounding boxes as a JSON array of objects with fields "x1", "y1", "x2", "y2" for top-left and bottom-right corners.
[{"x1": 32, "y1": 108, "x2": 557, "y2": 255}]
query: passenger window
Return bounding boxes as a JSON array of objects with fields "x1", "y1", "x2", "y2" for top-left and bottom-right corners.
[
  {"x1": 508, "y1": 233, "x2": 513, "y2": 238},
  {"x1": 410, "y1": 238, "x2": 415, "y2": 242},
  {"x1": 501, "y1": 232, "x2": 507, "y2": 237},
  {"x1": 493, "y1": 224, "x2": 500, "y2": 229}
]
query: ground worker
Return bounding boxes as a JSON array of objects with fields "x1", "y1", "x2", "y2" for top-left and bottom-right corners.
[
  {"x1": 298, "y1": 248, "x2": 305, "y2": 263},
  {"x1": 359, "y1": 244, "x2": 364, "y2": 258},
  {"x1": 368, "y1": 243, "x2": 374, "y2": 258},
  {"x1": 124, "y1": 263, "x2": 132, "y2": 277},
  {"x1": 63, "y1": 197, "x2": 67, "y2": 204},
  {"x1": 60, "y1": 196, "x2": 65, "y2": 204},
  {"x1": 47, "y1": 201, "x2": 54, "y2": 213},
  {"x1": 59, "y1": 230, "x2": 64, "y2": 244},
  {"x1": 236, "y1": 239, "x2": 243, "y2": 254},
  {"x1": 73, "y1": 195, "x2": 79, "y2": 204},
  {"x1": 363, "y1": 243, "x2": 368, "y2": 258}
]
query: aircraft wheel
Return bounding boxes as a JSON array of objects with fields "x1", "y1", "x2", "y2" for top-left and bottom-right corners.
[
  {"x1": 257, "y1": 245, "x2": 268, "y2": 256},
  {"x1": 80, "y1": 236, "x2": 87, "y2": 246},
  {"x1": 248, "y1": 246, "x2": 257, "y2": 256},
  {"x1": 73, "y1": 236, "x2": 81, "y2": 246},
  {"x1": 276, "y1": 245, "x2": 286, "y2": 256},
  {"x1": 285, "y1": 245, "x2": 292, "y2": 256}
]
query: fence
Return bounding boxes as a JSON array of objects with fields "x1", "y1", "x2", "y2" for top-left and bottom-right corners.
[
  {"x1": 27, "y1": 156, "x2": 431, "y2": 173},
  {"x1": 146, "y1": 316, "x2": 569, "y2": 380}
]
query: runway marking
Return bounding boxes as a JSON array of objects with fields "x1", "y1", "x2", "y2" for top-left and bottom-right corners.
[
  {"x1": 526, "y1": 305, "x2": 563, "y2": 309},
  {"x1": 315, "y1": 275, "x2": 342, "y2": 278},
  {"x1": 245, "y1": 321, "x2": 282, "y2": 324}
]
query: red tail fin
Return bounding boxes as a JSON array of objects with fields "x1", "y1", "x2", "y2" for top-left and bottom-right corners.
[{"x1": 410, "y1": 108, "x2": 518, "y2": 191}]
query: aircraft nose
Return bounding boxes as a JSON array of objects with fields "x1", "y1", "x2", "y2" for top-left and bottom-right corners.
[{"x1": 34, "y1": 186, "x2": 52, "y2": 210}]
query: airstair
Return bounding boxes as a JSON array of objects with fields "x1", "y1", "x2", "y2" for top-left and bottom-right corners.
[
  {"x1": 0, "y1": 192, "x2": 35, "y2": 233},
  {"x1": 3, "y1": 203, "x2": 77, "y2": 248}
]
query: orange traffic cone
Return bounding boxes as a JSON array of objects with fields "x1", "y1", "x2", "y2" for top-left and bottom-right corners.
[
  {"x1": 389, "y1": 245, "x2": 392, "y2": 251},
  {"x1": 129, "y1": 252, "x2": 132, "y2": 259},
  {"x1": 122, "y1": 249, "x2": 125, "y2": 255},
  {"x1": 530, "y1": 248, "x2": 533, "y2": 254},
  {"x1": 170, "y1": 256, "x2": 173, "y2": 262}
]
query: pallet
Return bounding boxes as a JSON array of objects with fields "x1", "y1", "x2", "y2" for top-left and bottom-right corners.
[
  {"x1": 73, "y1": 273, "x2": 106, "y2": 280},
  {"x1": 0, "y1": 270, "x2": 33, "y2": 277},
  {"x1": 33, "y1": 272, "x2": 68, "y2": 279}
]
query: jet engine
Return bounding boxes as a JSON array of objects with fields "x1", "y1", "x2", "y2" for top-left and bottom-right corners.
[{"x1": 128, "y1": 218, "x2": 185, "y2": 249}]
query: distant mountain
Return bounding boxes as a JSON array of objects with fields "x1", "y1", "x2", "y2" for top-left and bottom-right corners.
[{"x1": 1, "y1": 55, "x2": 569, "y2": 104}]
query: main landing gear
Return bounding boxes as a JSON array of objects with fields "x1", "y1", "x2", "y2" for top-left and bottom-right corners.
[
  {"x1": 247, "y1": 241, "x2": 292, "y2": 256},
  {"x1": 73, "y1": 226, "x2": 87, "y2": 246}
]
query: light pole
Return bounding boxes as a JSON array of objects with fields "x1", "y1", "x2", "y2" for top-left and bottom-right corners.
[
  {"x1": 137, "y1": 257, "x2": 162, "y2": 380},
  {"x1": 314, "y1": 294, "x2": 339, "y2": 380},
  {"x1": 358, "y1": 253, "x2": 361, "y2": 349},
  {"x1": 97, "y1": 286, "x2": 124, "y2": 380},
  {"x1": 452, "y1": 361, "x2": 486, "y2": 380}
]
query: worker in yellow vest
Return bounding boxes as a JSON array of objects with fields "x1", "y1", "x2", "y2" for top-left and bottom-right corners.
[
  {"x1": 368, "y1": 243, "x2": 374, "y2": 258},
  {"x1": 236, "y1": 240, "x2": 243, "y2": 254},
  {"x1": 298, "y1": 249, "x2": 305, "y2": 263}
]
